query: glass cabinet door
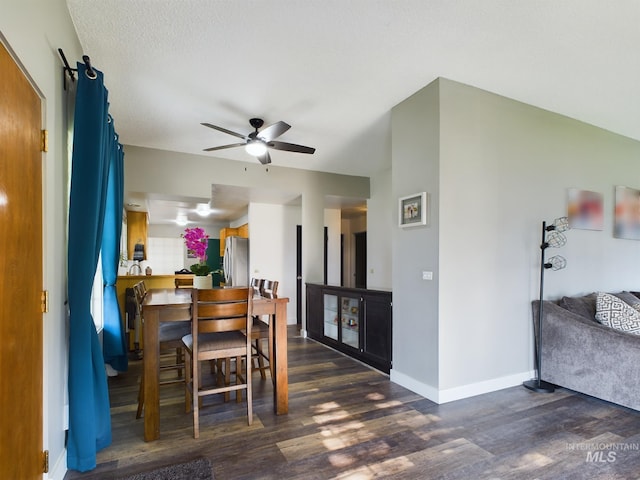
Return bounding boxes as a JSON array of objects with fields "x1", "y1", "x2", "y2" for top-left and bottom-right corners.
[
  {"x1": 323, "y1": 293, "x2": 338, "y2": 340},
  {"x1": 340, "y1": 295, "x2": 360, "y2": 349}
]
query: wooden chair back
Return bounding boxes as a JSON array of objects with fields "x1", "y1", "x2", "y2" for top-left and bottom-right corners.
[
  {"x1": 185, "y1": 287, "x2": 253, "y2": 437},
  {"x1": 132, "y1": 281, "x2": 147, "y2": 308},
  {"x1": 250, "y1": 278, "x2": 264, "y2": 297},
  {"x1": 193, "y1": 287, "x2": 251, "y2": 333},
  {"x1": 261, "y1": 280, "x2": 279, "y2": 299}
]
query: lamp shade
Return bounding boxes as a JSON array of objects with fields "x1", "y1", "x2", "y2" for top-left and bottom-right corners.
[
  {"x1": 545, "y1": 255, "x2": 567, "y2": 271},
  {"x1": 546, "y1": 231, "x2": 567, "y2": 248},
  {"x1": 245, "y1": 140, "x2": 267, "y2": 156},
  {"x1": 549, "y1": 216, "x2": 570, "y2": 233}
]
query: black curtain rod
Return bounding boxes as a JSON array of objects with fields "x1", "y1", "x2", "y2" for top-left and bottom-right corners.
[{"x1": 58, "y1": 48, "x2": 97, "y2": 89}]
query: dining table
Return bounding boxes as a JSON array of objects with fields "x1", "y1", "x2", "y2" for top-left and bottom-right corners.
[{"x1": 141, "y1": 287, "x2": 289, "y2": 442}]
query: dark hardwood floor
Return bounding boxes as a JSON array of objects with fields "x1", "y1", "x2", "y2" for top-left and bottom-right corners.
[{"x1": 66, "y1": 328, "x2": 640, "y2": 479}]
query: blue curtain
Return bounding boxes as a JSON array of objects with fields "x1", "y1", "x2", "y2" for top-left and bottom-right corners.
[
  {"x1": 67, "y1": 63, "x2": 121, "y2": 471},
  {"x1": 102, "y1": 121, "x2": 127, "y2": 372}
]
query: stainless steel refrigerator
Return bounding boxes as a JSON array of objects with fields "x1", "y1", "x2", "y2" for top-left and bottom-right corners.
[{"x1": 223, "y1": 236, "x2": 249, "y2": 286}]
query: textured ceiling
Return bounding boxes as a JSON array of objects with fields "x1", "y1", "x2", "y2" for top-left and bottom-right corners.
[{"x1": 66, "y1": 0, "x2": 640, "y2": 223}]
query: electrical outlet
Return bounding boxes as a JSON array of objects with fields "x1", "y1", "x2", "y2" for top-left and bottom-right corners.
[{"x1": 422, "y1": 271, "x2": 433, "y2": 280}]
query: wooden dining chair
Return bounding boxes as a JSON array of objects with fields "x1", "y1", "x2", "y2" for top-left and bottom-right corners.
[
  {"x1": 182, "y1": 287, "x2": 253, "y2": 438},
  {"x1": 261, "y1": 280, "x2": 279, "y2": 299},
  {"x1": 250, "y1": 277, "x2": 264, "y2": 296},
  {"x1": 252, "y1": 280, "x2": 279, "y2": 380},
  {"x1": 131, "y1": 281, "x2": 147, "y2": 355},
  {"x1": 135, "y1": 283, "x2": 192, "y2": 419}
]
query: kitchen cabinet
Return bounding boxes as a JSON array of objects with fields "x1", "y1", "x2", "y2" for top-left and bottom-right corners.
[
  {"x1": 237, "y1": 223, "x2": 249, "y2": 238},
  {"x1": 306, "y1": 283, "x2": 392, "y2": 373},
  {"x1": 127, "y1": 210, "x2": 148, "y2": 260},
  {"x1": 219, "y1": 223, "x2": 249, "y2": 256}
]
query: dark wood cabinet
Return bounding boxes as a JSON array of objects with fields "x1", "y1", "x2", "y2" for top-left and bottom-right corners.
[{"x1": 306, "y1": 283, "x2": 392, "y2": 373}]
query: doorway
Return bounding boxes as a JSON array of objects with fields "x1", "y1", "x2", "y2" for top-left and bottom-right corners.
[
  {"x1": 354, "y1": 231, "x2": 367, "y2": 289},
  {"x1": 296, "y1": 225, "x2": 328, "y2": 327}
]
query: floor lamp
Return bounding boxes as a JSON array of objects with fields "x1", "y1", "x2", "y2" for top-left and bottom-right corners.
[{"x1": 523, "y1": 216, "x2": 569, "y2": 393}]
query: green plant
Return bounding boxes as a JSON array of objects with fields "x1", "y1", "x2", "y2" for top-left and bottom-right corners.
[{"x1": 190, "y1": 262, "x2": 213, "y2": 276}]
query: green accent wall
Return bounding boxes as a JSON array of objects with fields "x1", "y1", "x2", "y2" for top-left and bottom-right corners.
[{"x1": 206, "y1": 239, "x2": 223, "y2": 286}]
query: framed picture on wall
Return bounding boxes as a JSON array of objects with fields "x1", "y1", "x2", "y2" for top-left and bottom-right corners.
[
  {"x1": 398, "y1": 192, "x2": 428, "y2": 227},
  {"x1": 614, "y1": 185, "x2": 640, "y2": 240},
  {"x1": 567, "y1": 188, "x2": 603, "y2": 231}
]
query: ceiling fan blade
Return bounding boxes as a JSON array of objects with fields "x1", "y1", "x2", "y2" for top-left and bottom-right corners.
[
  {"x1": 201, "y1": 122, "x2": 246, "y2": 140},
  {"x1": 258, "y1": 121, "x2": 291, "y2": 142},
  {"x1": 257, "y1": 151, "x2": 272, "y2": 165},
  {"x1": 203, "y1": 142, "x2": 246, "y2": 152},
  {"x1": 268, "y1": 141, "x2": 316, "y2": 154}
]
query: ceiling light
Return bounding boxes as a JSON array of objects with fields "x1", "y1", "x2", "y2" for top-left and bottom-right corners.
[
  {"x1": 175, "y1": 213, "x2": 188, "y2": 226},
  {"x1": 196, "y1": 204, "x2": 211, "y2": 217},
  {"x1": 245, "y1": 140, "x2": 267, "y2": 157}
]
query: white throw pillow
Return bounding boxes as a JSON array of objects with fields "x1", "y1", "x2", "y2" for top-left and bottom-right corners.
[{"x1": 595, "y1": 292, "x2": 640, "y2": 335}]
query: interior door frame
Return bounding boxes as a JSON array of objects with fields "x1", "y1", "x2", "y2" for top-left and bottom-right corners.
[
  {"x1": 354, "y1": 231, "x2": 367, "y2": 289},
  {"x1": 296, "y1": 225, "x2": 328, "y2": 327}
]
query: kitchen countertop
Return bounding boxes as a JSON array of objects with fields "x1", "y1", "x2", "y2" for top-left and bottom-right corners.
[{"x1": 117, "y1": 274, "x2": 193, "y2": 280}]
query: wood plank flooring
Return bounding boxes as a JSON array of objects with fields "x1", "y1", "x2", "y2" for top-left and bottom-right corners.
[{"x1": 65, "y1": 328, "x2": 640, "y2": 479}]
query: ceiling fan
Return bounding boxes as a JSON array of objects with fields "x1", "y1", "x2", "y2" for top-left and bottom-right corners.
[{"x1": 201, "y1": 118, "x2": 316, "y2": 165}]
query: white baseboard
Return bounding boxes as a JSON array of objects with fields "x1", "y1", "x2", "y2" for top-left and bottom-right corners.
[
  {"x1": 390, "y1": 369, "x2": 535, "y2": 404},
  {"x1": 47, "y1": 448, "x2": 67, "y2": 480},
  {"x1": 390, "y1": 370, "x2": 440, "y2": 402}
]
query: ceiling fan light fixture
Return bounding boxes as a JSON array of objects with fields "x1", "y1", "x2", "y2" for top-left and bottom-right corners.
[
  {"x1": 175, "y1": 213, "x2": 188, "y2": 226},
  {"x1": 245, "y1": 140, "x2": 267, "y2": 157},
  {"x1": 196, "y1": 203, "x2": 211, "y2": 217}
]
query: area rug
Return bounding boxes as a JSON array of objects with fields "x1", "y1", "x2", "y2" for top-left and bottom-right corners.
[{"x1": 116, "y1": 457, "x2": 213, "y2": 480}]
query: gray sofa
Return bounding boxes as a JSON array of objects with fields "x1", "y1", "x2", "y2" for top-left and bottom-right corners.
[{"x1": 533, "y1": 292, "x2": 640, "y2": 411}]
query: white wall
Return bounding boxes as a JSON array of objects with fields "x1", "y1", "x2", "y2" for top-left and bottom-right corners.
[
  {"x1": 2, "y1": 2, "x2": 82, "y2": 478},
  {"x1": 243, "y1": 204, "x2": 342, "y2": 324},
  {"x1": 248, "y1": 203, "x2": 300, "y2": 324},
  {"x1": 391, "y1": 77, "x2": 640, "y2": 404},
  {"x1": 230, "y1": 213, "x2": 249, "y2": 228},
  {"x1": 438, "y1": 78, "x2": 640, "y2": 395},
  {"x1": 390, "y1": 80, "x2": 441, "y2": 396},
  {"x1": 325, "y1": 208, "x2": 342, "y2": 285},
  {"x1": 367, "y1": 167, "x2": 393, "y2": 290}
]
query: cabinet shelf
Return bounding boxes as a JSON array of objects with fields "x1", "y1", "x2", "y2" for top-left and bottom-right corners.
[{"x1": 306, "y1": 283, "x2": 392, "y2": 373}]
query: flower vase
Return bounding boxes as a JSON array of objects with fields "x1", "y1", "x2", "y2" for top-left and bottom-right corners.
[{"x1": 193, "y1": 275, "x2": 212, "y2": 289}]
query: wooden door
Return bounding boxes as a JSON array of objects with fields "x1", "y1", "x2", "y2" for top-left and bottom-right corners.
[{"x1": 0, "y1": 42, "x2": 44, "y2": 478}]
